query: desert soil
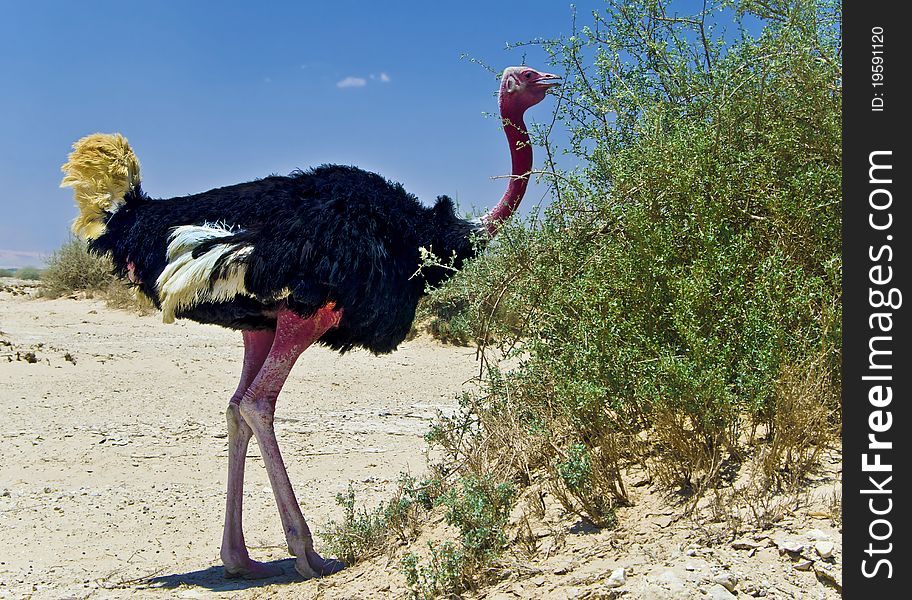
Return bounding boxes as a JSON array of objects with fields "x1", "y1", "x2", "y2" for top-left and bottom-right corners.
[{"x1": 0, "y1": 279, "x2": 842, "y2": 599}]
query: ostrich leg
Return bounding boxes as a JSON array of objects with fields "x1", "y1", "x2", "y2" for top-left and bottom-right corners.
[
  {"x1": 238, "y1": 305, "x2": 344, "y2": 579},
  {"x1": 221, "y1": 329, "x2": 280, "y2": 579}
]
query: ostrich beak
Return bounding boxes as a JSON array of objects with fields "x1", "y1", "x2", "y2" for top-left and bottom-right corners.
[{"x1": 532, "y1": 72, "x2": 562, "y2": 91}]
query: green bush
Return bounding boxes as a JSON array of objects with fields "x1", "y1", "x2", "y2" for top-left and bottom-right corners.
[
  {"x1": 426, "y1": 0, "x2": 841, "y2": 509},
  {"x1": 326, "y1": 5, "x2": 842, "y2": 595}
]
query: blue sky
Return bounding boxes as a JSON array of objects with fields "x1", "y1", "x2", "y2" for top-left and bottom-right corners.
[{"x1": 0, "y1": 0, "x2": 724, "y2": 268}]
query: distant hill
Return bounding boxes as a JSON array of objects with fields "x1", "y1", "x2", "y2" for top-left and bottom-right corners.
[{"x1": 0, "y1": 249, "x2": 47, "y2": 270}]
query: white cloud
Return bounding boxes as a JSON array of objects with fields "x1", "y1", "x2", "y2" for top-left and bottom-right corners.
[
  {"x1": 337, "y1": 76, "x2": 367, "y2": 88},
  {"x1": 379, "y1": 72, "x2": 391, "y2": 83}
]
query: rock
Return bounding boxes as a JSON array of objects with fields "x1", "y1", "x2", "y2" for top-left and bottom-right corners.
[
  {"x1": 813, "y1": 562, "x2": 843, "y2": 591},
  {"x1": 732, "y1": 538, "x2": 761, "y2": 550},
  {"x1": 794, "y1": 560, "x2": 814, "y2": 571},
  {"x1": 805, "y1": 528, "x2": 829, "y2": 541},
  {"x1": 706, "y1": 584, "x2": 735, "y2": 599},
  {"x1": 652, "y1": 515, "x2": 675, "y2": 528},
  {"x1": 568, "y1": 558, "x2": 614, "y2": 585},
  {"x1": 756, "y1": 547, "x2": 778, "y2": 561},
  {"x1": 605, "y1": 567, "x2": 626, "y2": 588},
  {"x1": 815, "y1": 541, "x2": 835, "y2": 559},
  {"x1": 685, "y1": 548, "x2": 698, "y2": 556},
  {"x1": 552, "y1": 558, "x2": 580, "y2": 575},
  {"x1": 741, "y1": 582, "x2": 769, "y2": 597},
  {"x1": 712, "y1": 572, "x2": 738, "y2": 593},
  {"x1": 561, "y1": 586, "x2": 585, "y2": 600},
  {"x1": 775, "y1": 539, "x2": 804, "y2": 554},
  {"x1": 656, "y1": 569, "x2": 687, "y2": 594}
]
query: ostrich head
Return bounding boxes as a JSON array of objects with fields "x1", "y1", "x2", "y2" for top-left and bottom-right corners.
[
  {"x1": 498, "y1": 67, "x2": 561, "y2": 116},
  {"x1": 481, "y1": 67, "x2": 560, "y2": 235}
]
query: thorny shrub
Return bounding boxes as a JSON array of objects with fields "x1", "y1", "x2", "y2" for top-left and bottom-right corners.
[
  {"x1": 329, "y1": 2, "x2": 843, "y2": 596},
  {"x1": 423, "y1": 0, "x2": 841, "y2": 527}
]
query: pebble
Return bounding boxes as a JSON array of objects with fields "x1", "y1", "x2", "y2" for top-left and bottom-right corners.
[
  {"x1": 794, "y1": 559, "x2": 814, "y2": 572},
  {"x1": 605, "y1": 567, "x2": 626, "y2": 588},
  {"x1": 813, "y1": 562, "x2": 842, "y2": 591},
  {"x1": 551, "y1": 558, "x2": 579, "y2": 575},
  {"x1": 777, "y1": 539, "x2": 804, "y2": 554},
  {"x1": 732, "y1": 538, "x2": 761, "y2": 550},
  {"x1": 656, "y1": 569, "x2": 686, "y2": 594},
  {"x1": 814, "y1": 541, "x2": 835, "y2": 559},
  {"x1": 712, "y1": 572, "x2": 738, "y2": 593},
  {"x1": 706, "y1": 584, "x2": 735, "y2": 599},
  {"x1": 568, "y1": 558, "x2": 614, "y2": 585},
  {"x1": 805, "y1": 528, "x2": 829, "y2": 541},
  {"x1": 741, "y1": 582, "x2": 769, "y2": 597}
]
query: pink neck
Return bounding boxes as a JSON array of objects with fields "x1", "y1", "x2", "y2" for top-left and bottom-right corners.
[{"x1": 482, "y1": 104, "x2": 532, "y2": 235}]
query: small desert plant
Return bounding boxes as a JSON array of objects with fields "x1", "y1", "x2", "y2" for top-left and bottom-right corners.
[
  {"x1": 401, "y1": 543, "x2": 466, "y2": 600},
  {"x1": 39, "y1": 238, "x2": 152, "y2": 312},
  {"x1": 551, "y1": 442, "x2": 620, "y2": 527},
  {"x1": 321, "y1": 475, "x2": 439, "y2": 566},
  {"x1": 826, "y1": 488, "x2": 842, "y2": 528},
  {"x1": 321, "y1": 485, "x2": 392, "y2": 566},
  {"x1": 401, "y1": 475, "x2": 515, "y2": 598},
  {"x1": 40, "y1": 238, "x2": 114, "y2": 297},
  {"x1": 439, "y1": 476, "x2": 515, "y2": 561}
]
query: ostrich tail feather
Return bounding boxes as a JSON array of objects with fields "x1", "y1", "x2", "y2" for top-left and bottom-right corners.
[{"x1": 60, "y1": 133, "x2": 141, "y2": 240}]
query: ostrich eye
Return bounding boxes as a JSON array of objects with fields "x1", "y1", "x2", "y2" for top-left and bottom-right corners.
[{"x1": 524, "y1": 72, "x2": 533, "y2": 79}]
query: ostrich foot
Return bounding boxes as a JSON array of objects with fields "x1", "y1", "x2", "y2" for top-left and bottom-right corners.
[
  {"x1": 293, "y1": 550, "x2": 345, "y2": 579},
  {"x1": 223, "y1": 556, "x2": 284, "y2": 580}
]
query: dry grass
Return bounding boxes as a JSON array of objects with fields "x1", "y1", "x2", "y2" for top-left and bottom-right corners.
[
  {"x1": 648, "y1": 407, "x2": 735, "y2": 495},
  {"x1": 759, "y1": 352, "x2": 839, "y2": 486}
]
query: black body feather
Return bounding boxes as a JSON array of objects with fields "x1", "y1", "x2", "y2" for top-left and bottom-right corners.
[{"x1": 90, "y1": 165, "x2": 481, "y2": 354}]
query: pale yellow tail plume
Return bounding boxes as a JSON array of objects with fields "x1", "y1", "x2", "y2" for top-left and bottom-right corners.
[{"x1": 60, "y1": 133, "x2": 141, "y2": 240}]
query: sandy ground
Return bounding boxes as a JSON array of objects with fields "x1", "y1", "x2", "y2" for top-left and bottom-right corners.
[
  {"x1": 0, "y1": 280, "x2": 843, "y2": 600},
  {"x1": 0, "y1": 281, "x2": 479, "y2": 599}
]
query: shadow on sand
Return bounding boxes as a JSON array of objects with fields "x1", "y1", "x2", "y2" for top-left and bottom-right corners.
[{"x1": 140, "y1": 559, "x2": 300, "y2": 592}]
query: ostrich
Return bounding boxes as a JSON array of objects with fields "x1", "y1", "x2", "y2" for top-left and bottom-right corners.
[{"x1": 60, "y1": 66, "x2": 560, "y2": 580}]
